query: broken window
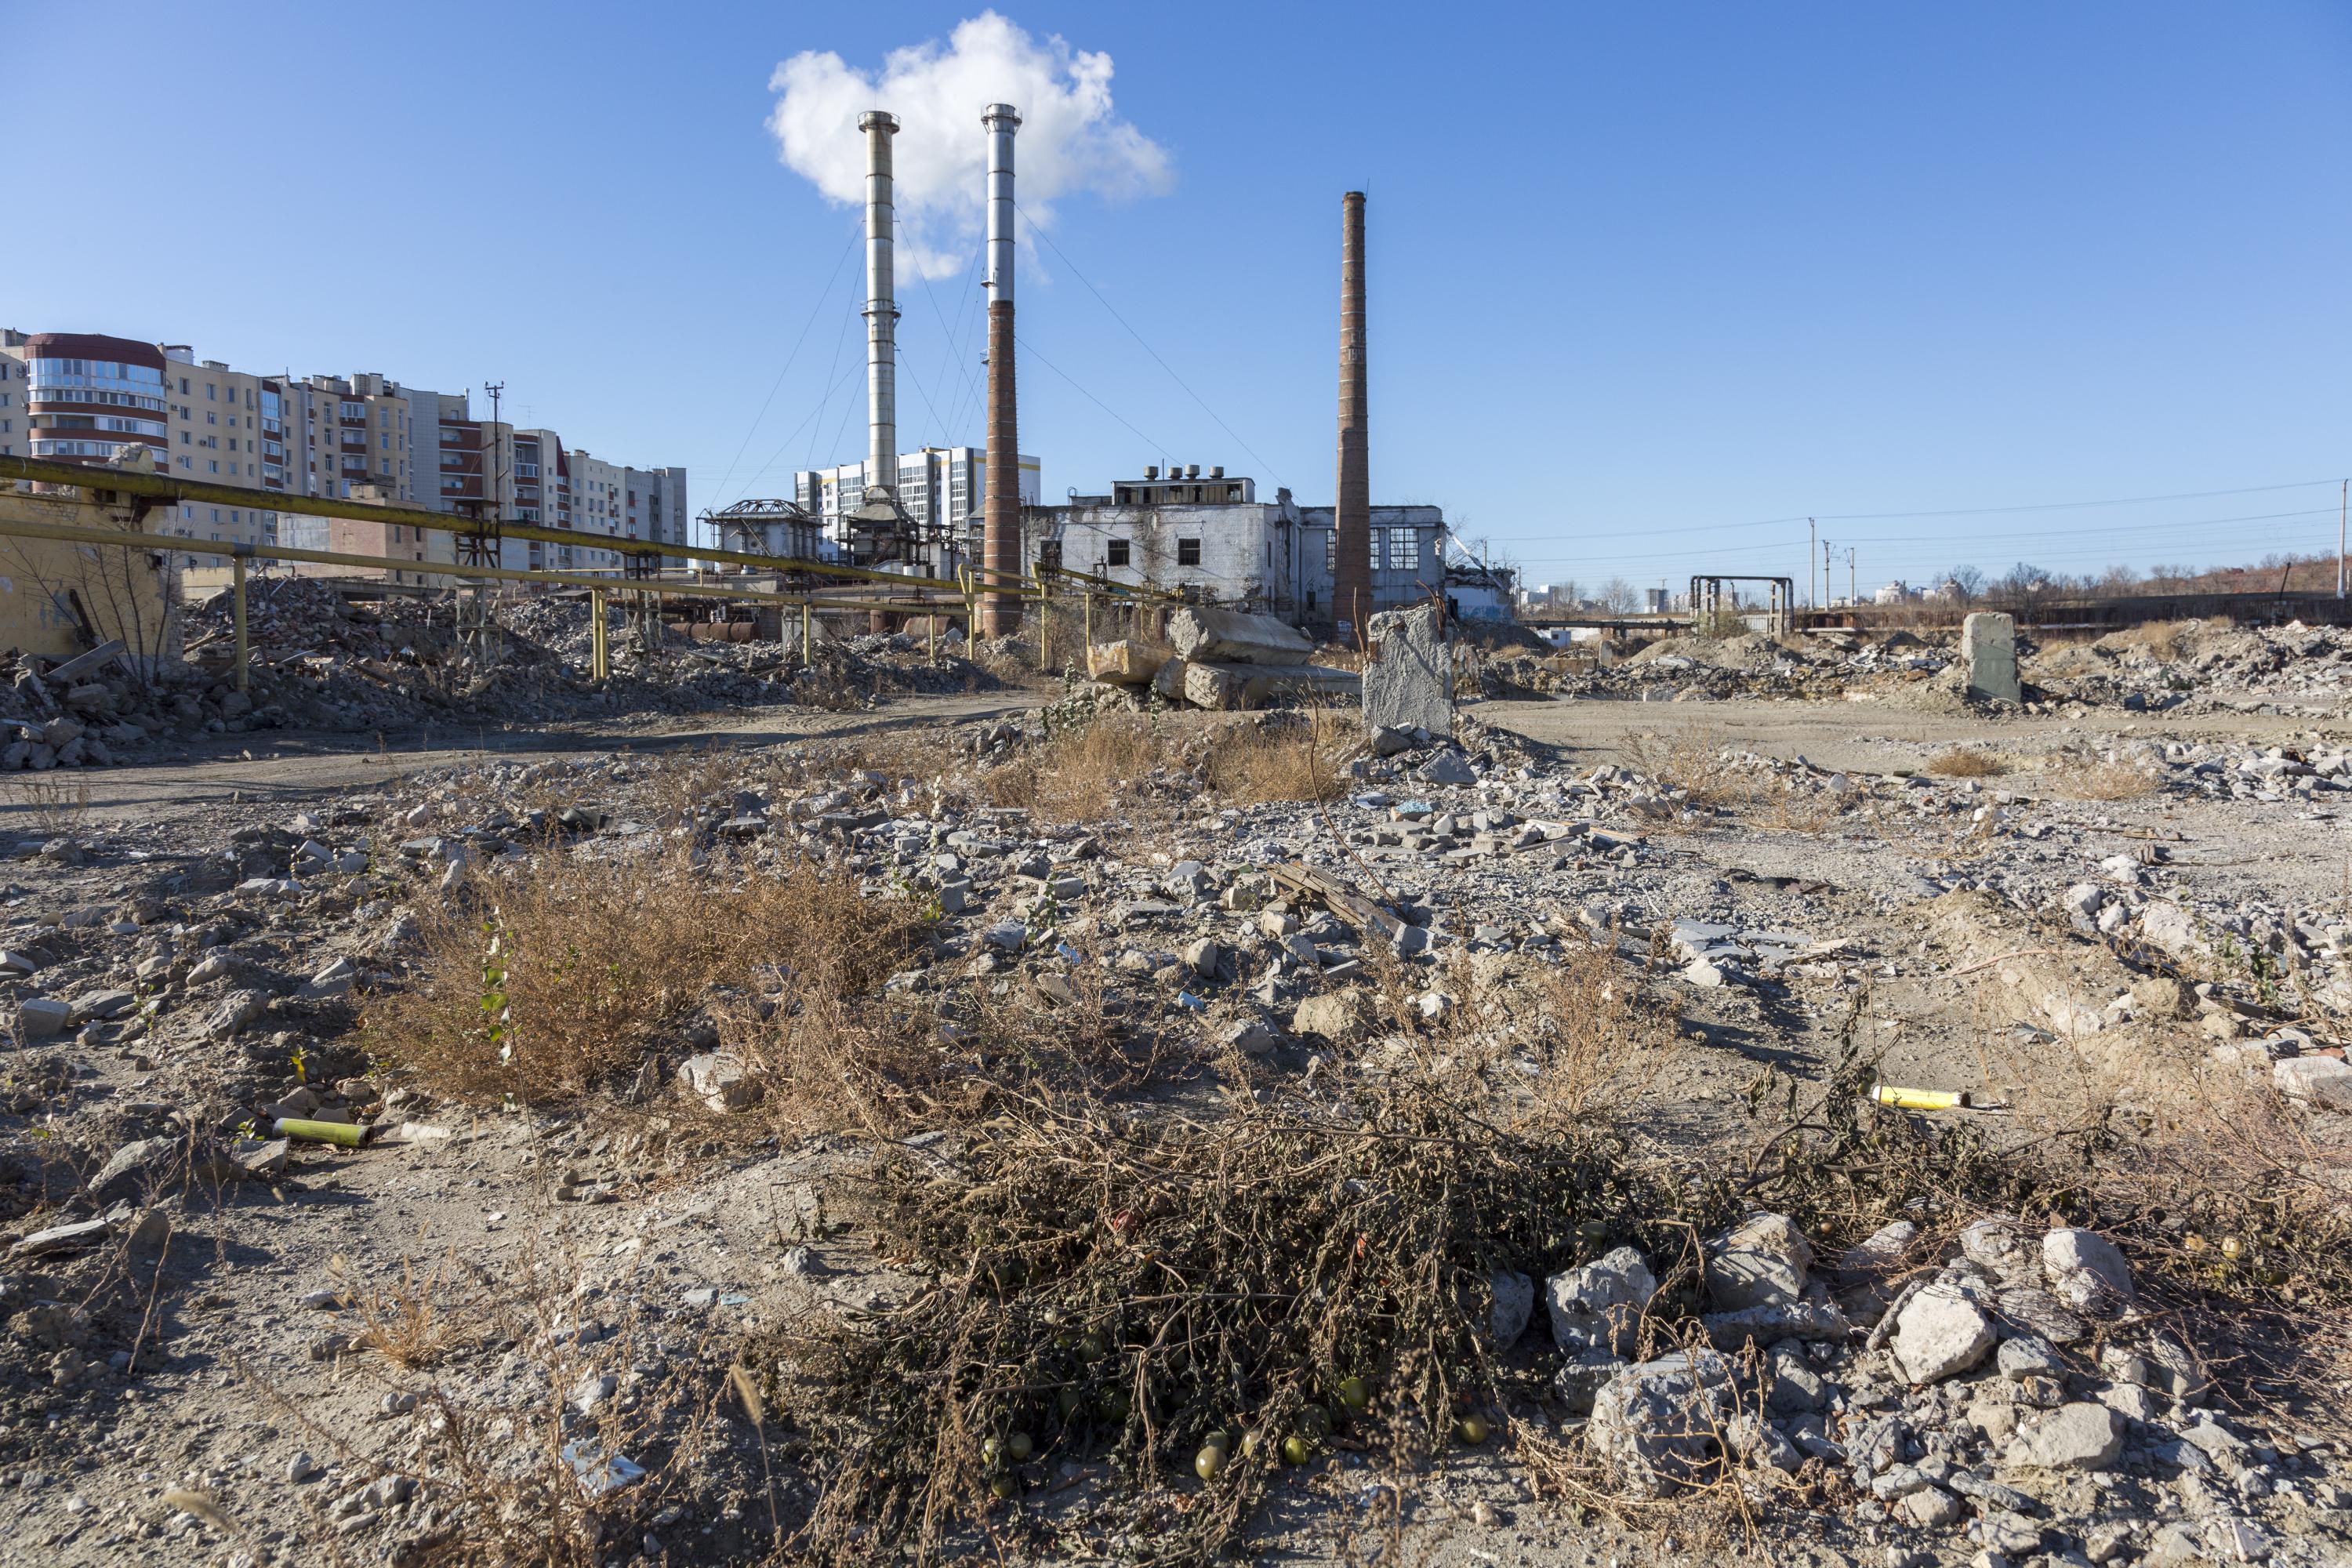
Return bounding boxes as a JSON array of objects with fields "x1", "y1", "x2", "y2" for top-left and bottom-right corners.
[
  {"x1": 1178, "y1": 538, "x2": 1201, "y2": 567},
  {"x1": 1106, "y1": 538, "x2": 1131, "y2": 566}
]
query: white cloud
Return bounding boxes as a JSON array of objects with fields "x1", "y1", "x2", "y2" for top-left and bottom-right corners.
[{"x1": 766, "y1": 12, "x2": 1173, "y2": 281}]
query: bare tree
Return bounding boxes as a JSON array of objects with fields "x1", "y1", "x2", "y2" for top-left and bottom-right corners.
[
  {"x1": 1599, "y1": 576, "x2": 1638, "y2": 614},
  {"x1": 1947, "y1": 564, "x2": 1986, "y2": 603}
]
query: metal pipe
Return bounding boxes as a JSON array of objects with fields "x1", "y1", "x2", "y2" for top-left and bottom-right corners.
[
  {"x1": 1334, "y1": 191, "x2": 1371, "y2": 643},
  {"x1": 859, "y1": 110, "x2": 901, "y2": 507},
  {"x1": 982, "y1": 102, "x2": 1022, "y2": 638}
]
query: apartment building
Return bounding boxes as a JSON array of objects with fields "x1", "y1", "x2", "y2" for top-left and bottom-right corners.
[
  {"x1": 795, "y1": 445, "x2": 1039, "y2": 557},
  {"x1": 0, "y1": 332, "x2": 24, "y2": 459},
  {"x1": 8, "y1": 327, "x2": 686, "y2": 586}
]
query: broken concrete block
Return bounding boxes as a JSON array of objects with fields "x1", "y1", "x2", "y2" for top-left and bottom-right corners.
[
  {"x1": 677, "y1": 1052, "x2": 757, "y2": 1112},
  {"x1": 1150, "y1": 655, "x2": 1191, "y2": 704},
  {"x1": 2275, "y1": 1054, "x2": 2352, "y2": 1111},
  {"x1": 17, "y1": 997, "x2": 70, "y2": 1038},
  {"x1": 1087, "y1": 639, "x2": 1167, "y2": 684},
  {"x1": 1183, "y1": 661, "x2": 1358, "y2": 710},
  {"x1": 1167, "y1": 607, "x2": 1313, "y2": 665},
  {"x1": 1363, "y1": 604, "x2": 1452, "y2": 735},
  {"x1": 1960, "y1": 612, "x2": 2020, "y2": 705}
]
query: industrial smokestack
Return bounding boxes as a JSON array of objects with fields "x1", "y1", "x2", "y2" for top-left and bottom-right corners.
[
  {"x1": 859, "y1": 110, "x2": 901, "y2": 507},
  {"x1": 982, "y1": 102, "x2": 1022, "y2": 634},
  {"x1": 1334, "y1": 191, "x2": 1372, "y2": 640}
]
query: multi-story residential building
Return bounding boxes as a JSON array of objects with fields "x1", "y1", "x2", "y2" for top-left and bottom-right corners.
[
  {"x1": 796, "y1": 445, "x2": 1039, "y2": 558},
  {"x1": 0, "y1": 331, "x2": 27, "y2": 459},
  {"x1": 7, "y1": 327, "x2": 685, "y2": 586}
]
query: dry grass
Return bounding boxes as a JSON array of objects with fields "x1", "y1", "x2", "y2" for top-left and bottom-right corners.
[
  {"x1": 981, "y1": 708, "x2": 1352, "y2": 818},
  {"x1": 2043, "y1": 754, "x2": 2164, "y2": 800},
  {"x1": 1926, "y1": 746, "x2": 2012, "y2": 779},
  {"x1": 365, "y1": 845, "x2": 932, "y2": 1102},
  {"x1": 1615, "y1": 728, "x2": 1759, "y2": 818},
  {"x1": 330, "y1": 1246, "x2": 485, "y2": 1370},
  {"x1": 4, "y1": 775, "x2": 92, "y2": 837}
]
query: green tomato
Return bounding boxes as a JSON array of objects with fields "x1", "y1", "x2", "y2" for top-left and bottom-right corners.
[
  {"x1": 1301, "y1": 1404, "x2": 1332, "y2": 1437},
  {"x1": 1076, "y1": 1333, "x2": 1106, "y2": 1363},
  {"x1": 1455, "y1": 1414, "x2": 1491, "y2": 1445},
  {"x1": 981, "y1": 1437, "x2": 1005, "y2": 1465},
  {"x1": 1337, "y1": 1375, "x2": 1370, "y2": 1411},
  {"x1": 1195, "y1": 1444, "x2": 1226, "y2": 1482},
  {"x1": 989, "y1": 1472, "x2": 1018, "y2": 1501},
  {"x1": 1055, "y1": 1386, "x2": 1083, "y2": 1417},
  {"x1": 1007, "y1": 1432, "x2": 1033, "y2": 1462},
  {"x1": 1281, "y1": 1435, "x2": 1313, "y2": 1466}
]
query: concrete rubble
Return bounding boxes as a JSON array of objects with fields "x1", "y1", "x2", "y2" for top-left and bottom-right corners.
[{"x1": 1086, "y1": 604, "x2": 1359, "y2": 711}]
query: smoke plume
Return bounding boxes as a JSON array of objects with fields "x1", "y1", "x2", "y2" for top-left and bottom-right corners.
[{"x1": 767, "y1": 12, "x2": 1173, "y2": 280}]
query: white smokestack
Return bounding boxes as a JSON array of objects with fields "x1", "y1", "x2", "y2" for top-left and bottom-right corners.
[
  {"x1": 858, "y1": 108, "x2": 899, "y2": 503},
  {"x1": 983, "y1": 103, "x2": 1018, "y2": 303}
]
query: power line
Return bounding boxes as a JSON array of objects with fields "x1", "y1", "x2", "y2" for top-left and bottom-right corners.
[
  {"x1": 1016, "y1": 202, "x2": 1284, "y2": 486},
  {"x1": 1013, "y1": 332, "x2": 1167, "y2": 459},
  {"x1": 707, "y1": 227, "x2": 858, "y2": 514},
  {"x1": 1812, "y1": 478, "x2": 2343, "y2": 522}
]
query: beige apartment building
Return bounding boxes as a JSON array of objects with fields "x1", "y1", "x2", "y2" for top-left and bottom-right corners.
[{"x1": 6, "y1": 327, "x2": 685, "y2": 589}]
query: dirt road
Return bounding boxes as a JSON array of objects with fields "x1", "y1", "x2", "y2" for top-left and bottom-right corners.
[
  {"x1": 0, "y1": 694, "x2": 1033, "y2": 829},
  {"x1": 1479, "y1": 694, "x2": 2347, "y2": 772}
]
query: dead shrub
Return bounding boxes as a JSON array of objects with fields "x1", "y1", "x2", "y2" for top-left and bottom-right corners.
[
  {"x1": 1201, "y1": 709, "x2": 1352, "y2": 804},
  {"x1": 4, "y1": 775, "x2": 92, "y2": 837},
  {"x1": 1926, "y1": 747, "x2": 2010, "y2": 779},
  {"x1": 365, "y1": 847, "x2": 931, "y2": 1103},
  {"x1": 757, "y1": 1081, "x2": 1733, "y2": 1566}
]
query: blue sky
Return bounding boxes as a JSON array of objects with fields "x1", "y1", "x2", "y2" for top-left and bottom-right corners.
[{"x1": 6, "y1": 2, "x2": 2349, "y2": 597}]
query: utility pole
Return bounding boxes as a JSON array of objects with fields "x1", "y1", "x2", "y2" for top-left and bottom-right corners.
[
  {"x1": 1808, "y1": 517, "x2": 1817, "y2": 609},
  {"x1": 2339, "y1": 477, "x2": 2347, "y2": 601},
  {"x1": 1847, "y1": 546, "x2": 1857, "y2": 608},
  {"x1": 1822, "y1": 537, "x2": 1835, "y2": 608}
]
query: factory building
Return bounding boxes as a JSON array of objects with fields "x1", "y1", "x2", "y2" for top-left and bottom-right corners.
[{"x1": 1020, "y1": 465, "x2": 1443, "y2": 622}]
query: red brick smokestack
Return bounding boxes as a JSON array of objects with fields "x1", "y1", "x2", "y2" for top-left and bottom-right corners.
[
  {"x1": 982, "y1": 103, "x2": 1022, "y2": 635},
  {"x1": 1334, "y1": 191, "x2": 1371, "y2": 641}
]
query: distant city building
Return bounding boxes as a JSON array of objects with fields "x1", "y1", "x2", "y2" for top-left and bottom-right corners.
[{"x1": 795, "y1": 446, "x2": 1039, "y2": 556}]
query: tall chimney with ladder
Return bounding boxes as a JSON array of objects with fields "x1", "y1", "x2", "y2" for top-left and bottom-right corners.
[
  {"x1": 1334, "y1": 191, "x2": 1372, "y2": 640},
  {"x1": 858, "y1": 110, "x2": 900, "y2": 510},
  {"x1": 982, "y1": 103, "x2": 1022, "y2": 633}
]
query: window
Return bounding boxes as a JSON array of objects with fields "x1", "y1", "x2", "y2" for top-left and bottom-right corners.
[
  {"x1": 1105, "y1": 538, "x2": 1130, "y2": 567},
  {"x1": 1324, "y1": 530, "x2": 1337, "y2": 572},
  {"x1": 1178, "y1": 538, "x2": 1201, "y2": 567}
]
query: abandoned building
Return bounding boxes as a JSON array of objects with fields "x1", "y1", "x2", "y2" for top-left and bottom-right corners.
[{"x1": 1021, "y1": 464, "x2": 1445, "y2": 622}]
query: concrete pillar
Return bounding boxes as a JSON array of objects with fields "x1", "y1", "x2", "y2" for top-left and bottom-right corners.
[
  {"x1": 1363, "y1": 604, "x2": 1453, "y2": 735},
  {"x1": 1960, "y1": 612, "x2": 2020, "y2": 704}
]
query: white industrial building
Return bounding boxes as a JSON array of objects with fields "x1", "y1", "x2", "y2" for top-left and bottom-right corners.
[{"x1": 1020, "y1": 466, "x2": 1443, "y2": 621}]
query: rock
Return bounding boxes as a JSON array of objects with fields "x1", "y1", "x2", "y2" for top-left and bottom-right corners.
[
  {"x1": 1996, "y1": 1335, "x2": 2065, "y2": 1381},
  {"x1": 1182, "y1": 937, "x2": 1223, "y2": 978},
  {"x1": 2138, "y1": 900, "x2": 2206, "y2": 960},
  {"x1": 1290, "y1": 988, "x2": 1376, "y2": 1045},
  {"x1": 677, "y1": 1052, "x2": 757, "y2": 1112},
  {"x1": 234, "y1": 1139, "x2": 291, "y2": 1180},
  {"x1": 1416, "y1": 750, "x2": 1478, "y2": 788},
  {"x1": 1363, "y1": 604, "x2": 1453, "y2": 735},
  {"x1": 1958, "y1": 1217, "x2": 2038, "y2": 1286},
  {"x1": 1895, "y1": 1486, "x2": 1965, "y2": 1528},
  {"x1": 1544, "y1": 1245, "x2": 1657, "y2": 1356},
  {"x1": 10, "y1": 1214, "x2": 117, "y2": 1259},
  {"x1": 1488, "y1": 1269, "x2": 1535, "y2": 1348},
  {"x1": 289, "y1": 1452, "x2": 322, "y2": 1483},
  {"x1": 1553, "y1": 1351, "x2": 1629, "y2": 1416},
  {"x1": 67, "y1": 989, "x2": 135, "y2": 1024},
  {"x1": 1704, "y1": 1212, "x2": 1811, "y2": 1309},
  {"x1": 2274, "y1": 1054, "x2": 2352, "y2": 1112},
  {"x1": 2007, "y1": 1402, "x2": 2125, "y2": 1470},
  {"x1": 205, "y1": 989, "x2": 269, "y2": 1038},
  {"x1": 1700, "y1": 1300, "x2": 1849, "y2": 1350},
  {"x1": 1838, "y1": 1219, "x2": 1918, "y2": 1279},
  {"x1": 2042, "y1": 1228, "x2": 2134, "y2": 1312},
  {"x1": 90, "y1": 1138, "x2": 178, "y2": 1203},
  {"x1": 1586, "y1": 1349, "x2": 1736, "y2": 1496},
  {"x1": 1889, "y1": 1284, "x2": 1998, "y2": 1383},
  {"x1": 2130, "y1": 976, "x2": 2187, "y2": 1018},
  {"x1": 16, "y1": 997, "x2": 70, "y2": 1038},
  {"x1": 1993, "y1": 1286, "x2": 2086, "y2": 1345},
  {"x1": 1166, "y1": 606, "x2": 1314, "y2": 665},
  {"x1": 1220, "y1": 1018, "x2": 1279, "y2": 1057}
]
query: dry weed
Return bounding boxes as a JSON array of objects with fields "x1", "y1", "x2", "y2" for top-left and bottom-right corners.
[
  {"x1": 4, "y1": 775, "x2": 92, "y2": 837},
  {"x1": 1616, "y1": 729, "x2": 1759, "y2": 818},
  {"x1": 366, "y1": 846, "x2": 931, "y2": 1102},
  {"x1": 330, "y1": 1247, "x2": 486, "y2": 1370},
  {"x1": 1926, "y1": 747, "x2": 2011, "y2": 779},
  {"x1": 982, "y1": 710, "x2": 1168, "y2": 815},
  {"x1": 1201, "y1": 709, "x2": 1352, "y2": 804},
  {"x1": 2043, "y1": 754, "x2": 2163, "y2": 801}
]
